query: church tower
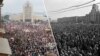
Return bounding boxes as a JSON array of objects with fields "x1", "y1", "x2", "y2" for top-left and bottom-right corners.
[{"x1": 23, "y1": 1, "x2": 33, "y2": 22}]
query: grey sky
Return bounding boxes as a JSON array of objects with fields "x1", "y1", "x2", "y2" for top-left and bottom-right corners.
[
  {"x1": 2, "y1": 0, "x2": 100, "y2": 20},
  {"x1": 2, "y1": 0, "x2": 45, "y2": 15},
  {"x1": 44, "y1": 0, "x2": 100, "y2": 20}
]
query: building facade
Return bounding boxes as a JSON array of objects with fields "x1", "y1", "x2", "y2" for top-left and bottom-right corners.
[
  {"x1": 9, "y1": 1, "x2": 46, "y2": 23},
  {"x1": 57, "y1": 4, "x2": 100, "y2": 24},
  {"x1": 23, "y1": 1, "x2": 33, "y2": 22}
]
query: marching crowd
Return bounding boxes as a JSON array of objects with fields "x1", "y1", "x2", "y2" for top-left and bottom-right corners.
[
  {"x1": 4, "y1": 20, "x2": 100, "y2": 56},
  {"x1": 4, "y1": 21, "x2": 58, "y2": 56},
  {"x1": 52, "y1": 23, "x2": 100, "y2": 56}
]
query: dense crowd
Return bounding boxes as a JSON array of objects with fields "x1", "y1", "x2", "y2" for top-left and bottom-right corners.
[
  {"x1": 51, "y1": 23, "x2": 100, "y2": 56},
  {"x1": 4, "y1": 21, "x2": 58, "y2": 56}
]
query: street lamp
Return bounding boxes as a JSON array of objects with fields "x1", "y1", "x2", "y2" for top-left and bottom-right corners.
[{"x1": 0, "y1": 0, "x2": 12, "y2": 56}]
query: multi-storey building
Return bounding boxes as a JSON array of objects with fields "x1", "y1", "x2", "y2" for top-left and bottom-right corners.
[{"x1": 9, "y1": 1, "x2": 46, "y2": 23}]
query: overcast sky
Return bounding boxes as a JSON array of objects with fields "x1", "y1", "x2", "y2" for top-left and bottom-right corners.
[
  {"x1": 44, "y1": 0, "x2": 100, "y2": 20},
  {"x1": 2, "y1": 0, "x2": 45, "y2": 15},
  {"x1": 2, "y1": 0, "x2": 100, "y2": 20}
]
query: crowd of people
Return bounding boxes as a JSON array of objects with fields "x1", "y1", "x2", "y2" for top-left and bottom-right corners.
[
  {"x1": 4, "y1": 21, "x2": 58, "y2": 56},
  {"x1": 51, "y1": 22, "x2": 100, "y2": 56},
  {"x1": 4, "y1": 19, "x2": 100, "y2": 56}
]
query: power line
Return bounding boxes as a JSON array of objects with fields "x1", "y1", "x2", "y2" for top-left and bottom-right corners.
[
  {"x1": 49, "y1": 2, "x2": 100, "y2": 14},
  {"x1": 50, "y1": 0, "x2": 95, "y2": 13}
]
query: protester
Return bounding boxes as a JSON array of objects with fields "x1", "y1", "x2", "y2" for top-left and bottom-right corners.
[
  {"x1": 51, "y1": 22, "x2": 100, "y2": 56},
  {"x1": 4, "y1": 21, "x2": 57, "y2": 56}
]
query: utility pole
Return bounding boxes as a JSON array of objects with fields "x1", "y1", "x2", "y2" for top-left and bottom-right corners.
[{"x1": 0, "y1": 0, "x2": 12, "y2": 56}]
